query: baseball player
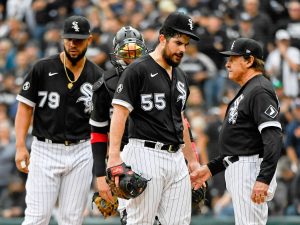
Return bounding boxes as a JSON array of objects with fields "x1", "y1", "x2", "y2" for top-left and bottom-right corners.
[
  {"x1": 191, "y1": 38, "x2": 282, "y2": 225},
  {"x1": 14, "y1": 15, "x2": 103, "y2": 225},
  {"x1": 106, "y1": 12, "x2": 203, "y2": 225},
  {"x1": 89, "y1": 26, "x2": 148, "y2": 224}
]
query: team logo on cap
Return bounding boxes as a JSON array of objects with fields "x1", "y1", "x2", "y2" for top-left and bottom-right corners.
[
  {"x1": 188, "y1": 19, "x2": 193, "y2": 30},
  {"x1": 231, "y1": 41, "x2": 236, "y2": 50},
  {"x1": 72, "y1": 21, "x2": 80, "y2": 32}
]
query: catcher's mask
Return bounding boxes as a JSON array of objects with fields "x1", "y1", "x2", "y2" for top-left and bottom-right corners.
[{"x1": 110, "y1": 26, "x2": 148, "y2": 72}]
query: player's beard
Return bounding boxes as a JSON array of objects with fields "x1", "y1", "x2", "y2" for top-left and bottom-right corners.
[
  {"x1": 162, "y1": 46, "x2": 183, "y2": 67},
  {"x1": 64, "y1": 46, "x2": 88, "y2": 66}
]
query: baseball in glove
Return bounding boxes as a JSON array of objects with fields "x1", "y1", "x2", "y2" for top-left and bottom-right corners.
[
  {"x1": 92, "y1": 192, "x2": 118, "y2": 218},
  {"x1": 106, "y1": 162, "x2": 148, "y2": 199},
  {"x1": 192, "y1": 182, "x2": 207, "y2": 208}
]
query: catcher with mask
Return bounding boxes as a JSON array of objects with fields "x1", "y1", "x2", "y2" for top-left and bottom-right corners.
[{"x1": 90, "y1": 26, "x2": 149, "y2": 222}]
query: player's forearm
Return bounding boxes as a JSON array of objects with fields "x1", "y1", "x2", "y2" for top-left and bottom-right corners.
[
  {"x1": 257, "y1": 127, "x2": 282, "y2": 184},
  {"x1": 182, "y1": 115, "x2": 198, "y2": 164},
  {"x1": 108, "y1": 105, "x2": 129, "y2": 159},
  {"x1": 287, "y1": 147, "x2": 299, "y2": 164},
  {"x1": 15, "y1": 102, "x2": 33, "y2": 149}
]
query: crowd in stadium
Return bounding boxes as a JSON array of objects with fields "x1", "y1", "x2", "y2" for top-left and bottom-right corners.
[{"x1": 0, "y1": 0, "x2": 300, "y2": 220}]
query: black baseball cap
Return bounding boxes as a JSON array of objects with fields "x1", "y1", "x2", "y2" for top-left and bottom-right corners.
[
  {"x1": 220, "y1": 38, "x2": 263, "y2": 60},
  {"x1": 163, "y1": 12, "x2": 200, "y2": 40},
  {"x1": 61, "y1": 15, "x2": 91, "y2": 39}
]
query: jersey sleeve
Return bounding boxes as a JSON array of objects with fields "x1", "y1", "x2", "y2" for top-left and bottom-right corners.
[
  {"x1": 16, "y1": 64, "x2": 40, "y2": 107},
  {"x1": 112, "y1": 67, "x2": 141, "y2": 112},
  {"x1": 251, "y1": 90, "x2": 282, "y2": 133},
  {"x1": 90, "y1": 86, "x2": 111, "y2": 131}
]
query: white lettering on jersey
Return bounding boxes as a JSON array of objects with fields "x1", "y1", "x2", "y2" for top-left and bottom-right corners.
[
  {"x1": 141, "y1": 93, "x2": 166, "y2": 111},
  {"x1": 38, "y1": 91, "x2": 60, "y2": 109},
  {"x1": 77, "y1": 82, "x2": 93, "y2": 114},
  {"x1": 176, "y1": 81, "x2": 186, "y2": 110},
  {"x1": 228, "y1": 94, "x2": 244, "y2": 124},
  {"x1": 264, "y1": 105, "x2": 278, "y2": 118}
]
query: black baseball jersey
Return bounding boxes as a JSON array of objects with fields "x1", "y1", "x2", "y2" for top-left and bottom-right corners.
[
  {"x1": 17, "y1": 54, "x2": 103, "y2": 140},
  {"x1": 112, "y1": 54, "x2": 190, "y2": 144},
  {"x1": 90, "y1": 67, "x2": 129, "y2": 147},
  {"x1": 219, "y1": 75, "x2": 281, "y2": 156}
]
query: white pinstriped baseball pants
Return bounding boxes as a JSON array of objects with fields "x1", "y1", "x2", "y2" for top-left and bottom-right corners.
[
  {"x1": 120, "y1": 138, "x2": 191, "y2": 225},
  {"x1": 22, "y1": 138, "x2": 93, "y2": 225},
  {"x1": 225, "y1": 155, "x2": 277, "y2": 225}
]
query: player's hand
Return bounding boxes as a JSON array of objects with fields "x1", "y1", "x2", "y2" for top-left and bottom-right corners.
[
  {"x1": 190, "y1": 165, "x2": 211, "y2": 190},
  {"x1": 96, "y1": 176, "x2": 115, "y2": 203},
  {"x1": 106, "y1": 154, "x2": 123, "y2": 187},
  {"x1": 15, "y1": 146, "x2": 30, "y2": 173},
  {"x1": 251, "y1": 181, "x2": 269, "y2": 204}
]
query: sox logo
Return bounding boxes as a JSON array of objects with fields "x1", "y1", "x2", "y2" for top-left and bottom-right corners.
[
  {"x1": 72, "y1": 21, "x2": 80, "y2": 32},
  {"x1": 77, "y1": 82, "x2": 93, "y2": 113},
  {"x1": 228, "y1": 94, "x2": 244, "y2": 125},
  {"x1": 177, "y1": 81, "x2": 187, "y2": 110}
]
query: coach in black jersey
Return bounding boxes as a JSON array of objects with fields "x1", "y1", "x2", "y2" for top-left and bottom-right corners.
[
  {"x1": 14, "y1": 15, "x2": 103, "y2": 225},
  {"x1": 191, "y1": 38, "x2": 282, "y2": 225},
  {"x1": 106, "y1": 12, "x2": 203, "y2": 225},
  {"x1": 89, "y1": 26, "x2": 148, "y2": 223}
]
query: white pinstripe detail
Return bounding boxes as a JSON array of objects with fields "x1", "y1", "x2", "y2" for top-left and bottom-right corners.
[
  {"x1": 120, "y1": 138, "x2": 190, "y2": 225},
  {"x1": 89, "y1": 118, "x2": 109, "y2": 127},
  {"x1": 16, "y1": 95, "x2": 36, "y2": 107},
  {"x1": 112, "y1": 99, "x2": 134, "y2": 112},
  {"x1": 22, "y1": 139, "x2": 93, "y2": 225},
  {"x1": 258, "y1": 121, "x2": 282, "y2": 133},
  {"x1": 224, "y1": 155, "x2": 277, "y2": 225}
]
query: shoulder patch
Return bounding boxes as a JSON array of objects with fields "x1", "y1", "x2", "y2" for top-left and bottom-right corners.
[
  {"x1": 116, "y1": 84, "x2": 123, "y2": 93},
  {"x1": 92, "y1": 76, "x2": 104, "y2": 92},
  {"x1": 264, "y1": 105, "x2": 278, "y2": 118}
]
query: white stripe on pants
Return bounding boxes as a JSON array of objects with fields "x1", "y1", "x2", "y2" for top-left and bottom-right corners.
[
  {"x1": 120, "y1": 138, "x2": 191, "y2": 225},
  {"x1": 22, "y1": 138, "x2": 93, "y2": 225},
  {"x1": 225, "y1": 155, "x2": 277, "y2": 225}
]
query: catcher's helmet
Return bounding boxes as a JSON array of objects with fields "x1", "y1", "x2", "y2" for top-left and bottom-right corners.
[{"x1": 110, "y1": 26, "x2": 148, "y2": 72}]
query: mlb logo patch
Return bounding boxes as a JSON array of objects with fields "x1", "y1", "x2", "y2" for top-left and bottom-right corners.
[{"x1": 264, "y1": 105, "x2": 278, "y2": 118}]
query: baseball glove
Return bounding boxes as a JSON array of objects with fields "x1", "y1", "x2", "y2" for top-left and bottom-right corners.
[
  {"x1": 92, "y1": 192, "x2": 118, "y2": 218},
  {"x1": 106, "y1": 163, "x2": 148, "y2": 199},
  {"x1": 192, "y1": 182, "x2": 207, "y2": 206}
]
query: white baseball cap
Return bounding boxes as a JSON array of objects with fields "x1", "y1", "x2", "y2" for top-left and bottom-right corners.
[{"x1": 275, "y1": 29, "x2": 290, "y2": 41}]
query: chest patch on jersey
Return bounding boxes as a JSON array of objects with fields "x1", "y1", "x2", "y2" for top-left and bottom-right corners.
[
  {"x1": 176, "y1": 81, "x2": 186, "y2": 110},
  {"x1": 264, "y1": 105, "x2": 278, "y2": 118},
  {"x1": 76, "y1": 82, "x2": 93, "y2": 114},
  {"x1": 228, "y1": 94, "x2": 244, "y2": 125}
]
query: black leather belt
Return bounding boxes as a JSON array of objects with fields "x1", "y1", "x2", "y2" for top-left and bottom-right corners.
[
  {"x1": 223, "y1": 154, "x2": 263, "y2": 168},
  {"x1": 36, "y1": 137, "x2": 88, "y2": 146},
  {"x1": 223, "y1": 156, "x2": 239, "y2": 168},
  {"x1": 144, "y1": 141, "x2": 180, "y2": 153}
]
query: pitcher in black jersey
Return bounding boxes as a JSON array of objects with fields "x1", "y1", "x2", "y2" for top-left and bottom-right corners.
[
  {"x1": 106, "y1": 12, "x2": 203, "y2": 225},
  {"x1": 89, "y1": 26, "x2": 148, "y2": 224},
  {"x1": 14, "y1": 15, "x2": 103, "y2": 225},
  {"x1": 191, "y1": 38, "x2": 283, "y2": 225}
]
